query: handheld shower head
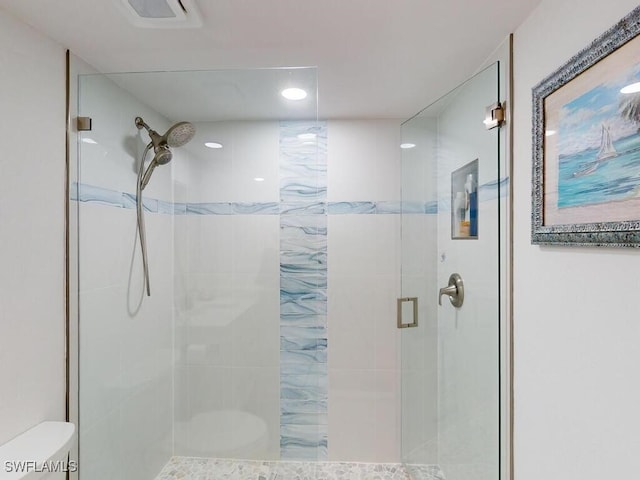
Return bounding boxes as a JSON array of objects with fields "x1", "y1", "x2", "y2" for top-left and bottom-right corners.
[
  {"x1": 139, "y1": 147, "x2": 173, "y2": 191},
  {"x1": 153, "y1": 145, "x2": 173, "y2": 165}
]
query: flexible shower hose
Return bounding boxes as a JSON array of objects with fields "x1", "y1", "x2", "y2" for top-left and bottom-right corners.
[{"x1": 136, "y1": 143, "x2": 153, "y2": 296}]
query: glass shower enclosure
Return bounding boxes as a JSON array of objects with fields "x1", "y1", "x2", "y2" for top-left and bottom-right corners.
[
  {"x1": 69, "y1": 60, "x2": 507, "y2": 480},
  {"x1": 399, "y1": 62, "x2": 505, "y2": 480}
]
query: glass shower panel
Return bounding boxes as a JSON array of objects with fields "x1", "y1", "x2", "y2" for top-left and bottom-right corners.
[
  {"x1": 400, "y1": 63, "x2": 502, "y2": 480},
  {"x1": 74, "y1": 68, "x2": 319, "y2": 479},
  {"x1": 76, "y1": 72, "x2": 176, "y2": 480}
]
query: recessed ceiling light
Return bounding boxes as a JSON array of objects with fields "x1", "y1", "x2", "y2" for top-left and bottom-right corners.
[
  {"x1": 621, "y1": 82, "x2": 640, "y2": 94},
  {"x1": 545, "y1": 130, "x2": 557, "y2": 137},
  {"x1": 254, "y1": 177, "x2": 265, "y2": 182},
  {"x1": 205, "y1": 142, "x2": 223, "y2": 149},
  {"x1": 281, "y1": 88, "x2": 307, "y2": 101},
  {"x1": 297, "y1": 133, "x2": 317, "y2": 140},
  {"x1": 400, "y1": 143, "x2": 416, "y2": 149},
  {"x1": 82, "y1": 137, "x2": 97, "y2": 144}
]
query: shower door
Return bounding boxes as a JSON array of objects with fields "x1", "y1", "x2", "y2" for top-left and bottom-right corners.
[{"x1": 399, "y1": 63, "x2": 504, "y2": 480}]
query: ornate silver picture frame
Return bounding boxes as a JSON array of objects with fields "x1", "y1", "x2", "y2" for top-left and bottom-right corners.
[{"x1": 532, "y1": 6, "x2": 640, "y2": 247}]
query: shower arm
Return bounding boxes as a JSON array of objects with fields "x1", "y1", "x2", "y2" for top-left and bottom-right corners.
[{"x1": 135, "y1": 117, "x2": 164, "y2": 148}]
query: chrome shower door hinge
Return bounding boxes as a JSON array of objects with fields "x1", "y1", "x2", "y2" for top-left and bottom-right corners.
[
  {"x1": 484, "y1": 102, "x2": 505, "y2": 130},
  {"x1": 77, "y1": 116, "x2": 92, "y2": 131}
]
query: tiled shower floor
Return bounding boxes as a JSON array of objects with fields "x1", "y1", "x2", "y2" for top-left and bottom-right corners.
[{"x1": 155, "y1": 457, "x2": 445, "y2": 480}]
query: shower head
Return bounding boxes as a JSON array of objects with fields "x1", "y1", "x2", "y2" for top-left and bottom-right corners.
[
  {"x1": 135, "y1": 117, "x2": 196, "y2": 150},
  {"x1": 165, "y1": 121, "x2": 196, "y2": 148},
  {"x1": 135, "y1": 116, "x2": 195, "y2": 190},
  {"x1": 153, "y1": 145, "x2": 173, "y2": 165}
]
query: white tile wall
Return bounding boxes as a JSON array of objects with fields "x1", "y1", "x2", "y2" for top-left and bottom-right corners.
[
  {"x1": 398, "y1": 214, "x2": 439, "y2": 464},
  {"x1": 174, "y1": 212, "x2": 280, "y2": 459},
  {"x1": 186, "y1": 216, "x2": 234, "y2": 274},
  {"x1": 327, "y1": 213, "x2": 401, "y2": 462},
  {"x1": 327, "y1": 368, "x2": 399, "y2": 463},
  {"x1": 329, "y1": 215, "x2": 400, "y2": 276},
  {"x1": 327, "y1": 120, "x2": 402, "y2": 202},
  {"x1": 232, "y1": 215, "x2": 280, "y2": 275},
  {"x1": 78, "y1": 204, "x2": 174, "y2": 479},
  {"x1": 186, "y1": 121, "x2": 280, "y2": 203}
]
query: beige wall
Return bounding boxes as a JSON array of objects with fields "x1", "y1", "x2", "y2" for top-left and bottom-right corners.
[
  {"x1": 0, "y1": 9, "x2": 66, "y2": 445},
  {"x1": 513, "y1": 1, "x2": 640, "y2": 478}
]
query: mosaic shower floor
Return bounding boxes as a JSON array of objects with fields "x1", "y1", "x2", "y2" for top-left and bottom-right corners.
[{"x1": 155, "y1": 457, "x2": 445, "y2": 480}]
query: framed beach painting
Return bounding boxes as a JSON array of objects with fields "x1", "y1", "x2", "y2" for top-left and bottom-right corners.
[{"x1": 532, "y1": 6, "x2": 640, "y2": 246}]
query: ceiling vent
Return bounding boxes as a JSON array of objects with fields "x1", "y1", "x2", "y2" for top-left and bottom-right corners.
[{"x1": 116, "y1": 0, "x2": 203, "y2": 28}]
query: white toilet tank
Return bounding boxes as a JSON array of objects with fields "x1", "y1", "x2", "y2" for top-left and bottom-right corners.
[{"x1": 0, "y1": 422, "x2": 75, "y2": 480}]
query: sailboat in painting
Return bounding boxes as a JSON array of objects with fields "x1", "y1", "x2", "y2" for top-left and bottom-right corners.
[
  {"x1": 596, "y1": 124, "x2": 618, "y2": 160},
  {"x1": 572, "y1": 124, "x2": 618, "y2": 177}
]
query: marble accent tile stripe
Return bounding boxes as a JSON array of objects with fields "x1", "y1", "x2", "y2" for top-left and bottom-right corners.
[
  {"x1": 327, "y1": 200, "x2": 417, "y2": 215},
  {"x1": 279, "y1": 121, "x2": 328, "y2": 461},
  {"x1": 234, "y1": 202, "x2": 280, "y2": 215},
  {"x1": 280, "y1": 424, "x2": 328, "y2": 461},
  {"x1": 281, "y1": 335, "x2": 327, "y2": 351},
  {"x1": 281, "y1": 202, "x2": 327, "y2": 215},
  {"x1": 281, "y1": 362, "x2": 327, "y2": 376},
  {"x1": 74, "y1": 182, "x2": 125, "y2": 207},
  {"x1": 327, "y1": 201, "x2": 376, "y2": 214},
  {"x1": 280, "y1": 314, "x2": 327, "y2": 328},
  {"x1": 186, "y1": 202, "x2": 233, "y2": 215},
  {"x1": 282, "y1": 373, "x2": 328, "y2": 390},
  {"x1": 71, "y1": 182, "x2": 282, "y2": 215},
  {"x1": 281, "y1": 412, "x2": 328, "y2": 426},
  {"x1": 281, "y1": 348, "x2": 327, "y2": 364},
  {"x1": 479, "y1": 175, "x2": 509, "y2": 201},
  {"x1": 281, "y1": 398, "x2": 328, "y2": 414},
  {"x1": 72, "y1": 178, "x2": 508, "y2": 217},
  {"x1": 157, "y1": 200, "x2": 174, "y2": 215},
  {"x1": 173, "y1": 203, "x2": 187, "y2": 215}
]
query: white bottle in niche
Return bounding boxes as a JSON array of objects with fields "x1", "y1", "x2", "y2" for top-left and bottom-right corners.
[{"x1": 453, "y1": 191, "x2": 466, "y2": 236}]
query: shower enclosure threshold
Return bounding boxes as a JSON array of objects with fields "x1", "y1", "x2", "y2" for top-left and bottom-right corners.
[{"x1": 154, "y1": 456, "x2": 445, "y2": 480}]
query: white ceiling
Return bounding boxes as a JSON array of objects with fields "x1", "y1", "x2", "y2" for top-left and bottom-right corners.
[
  {"x1": 98, "y1": 67, "x2": 320, "y2": 122},
  {"x1": 0, "y1": 0, "x2": 541, "y2": 120}
]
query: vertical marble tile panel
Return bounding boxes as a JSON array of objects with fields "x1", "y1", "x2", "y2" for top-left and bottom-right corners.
[{"x1": 279, "y1": 120, "x2": 328, "y2": 461}]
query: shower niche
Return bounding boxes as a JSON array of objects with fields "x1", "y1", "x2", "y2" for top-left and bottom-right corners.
[{"x1": 451, "y1": 159, "x2": 479, "y2": 239}]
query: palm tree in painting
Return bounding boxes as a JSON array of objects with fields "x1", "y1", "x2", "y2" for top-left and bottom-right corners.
[{"x1": 619, "y1": 92, "x2": 640, "y2": 132}]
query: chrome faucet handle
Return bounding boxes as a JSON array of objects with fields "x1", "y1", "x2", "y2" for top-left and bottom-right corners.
[
  {"x1": 438, "y1": 273, "x2": 464, "y2": 307},
  {"x1": 438, "y1": 285, "x2": 457, "y2": 305}
]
